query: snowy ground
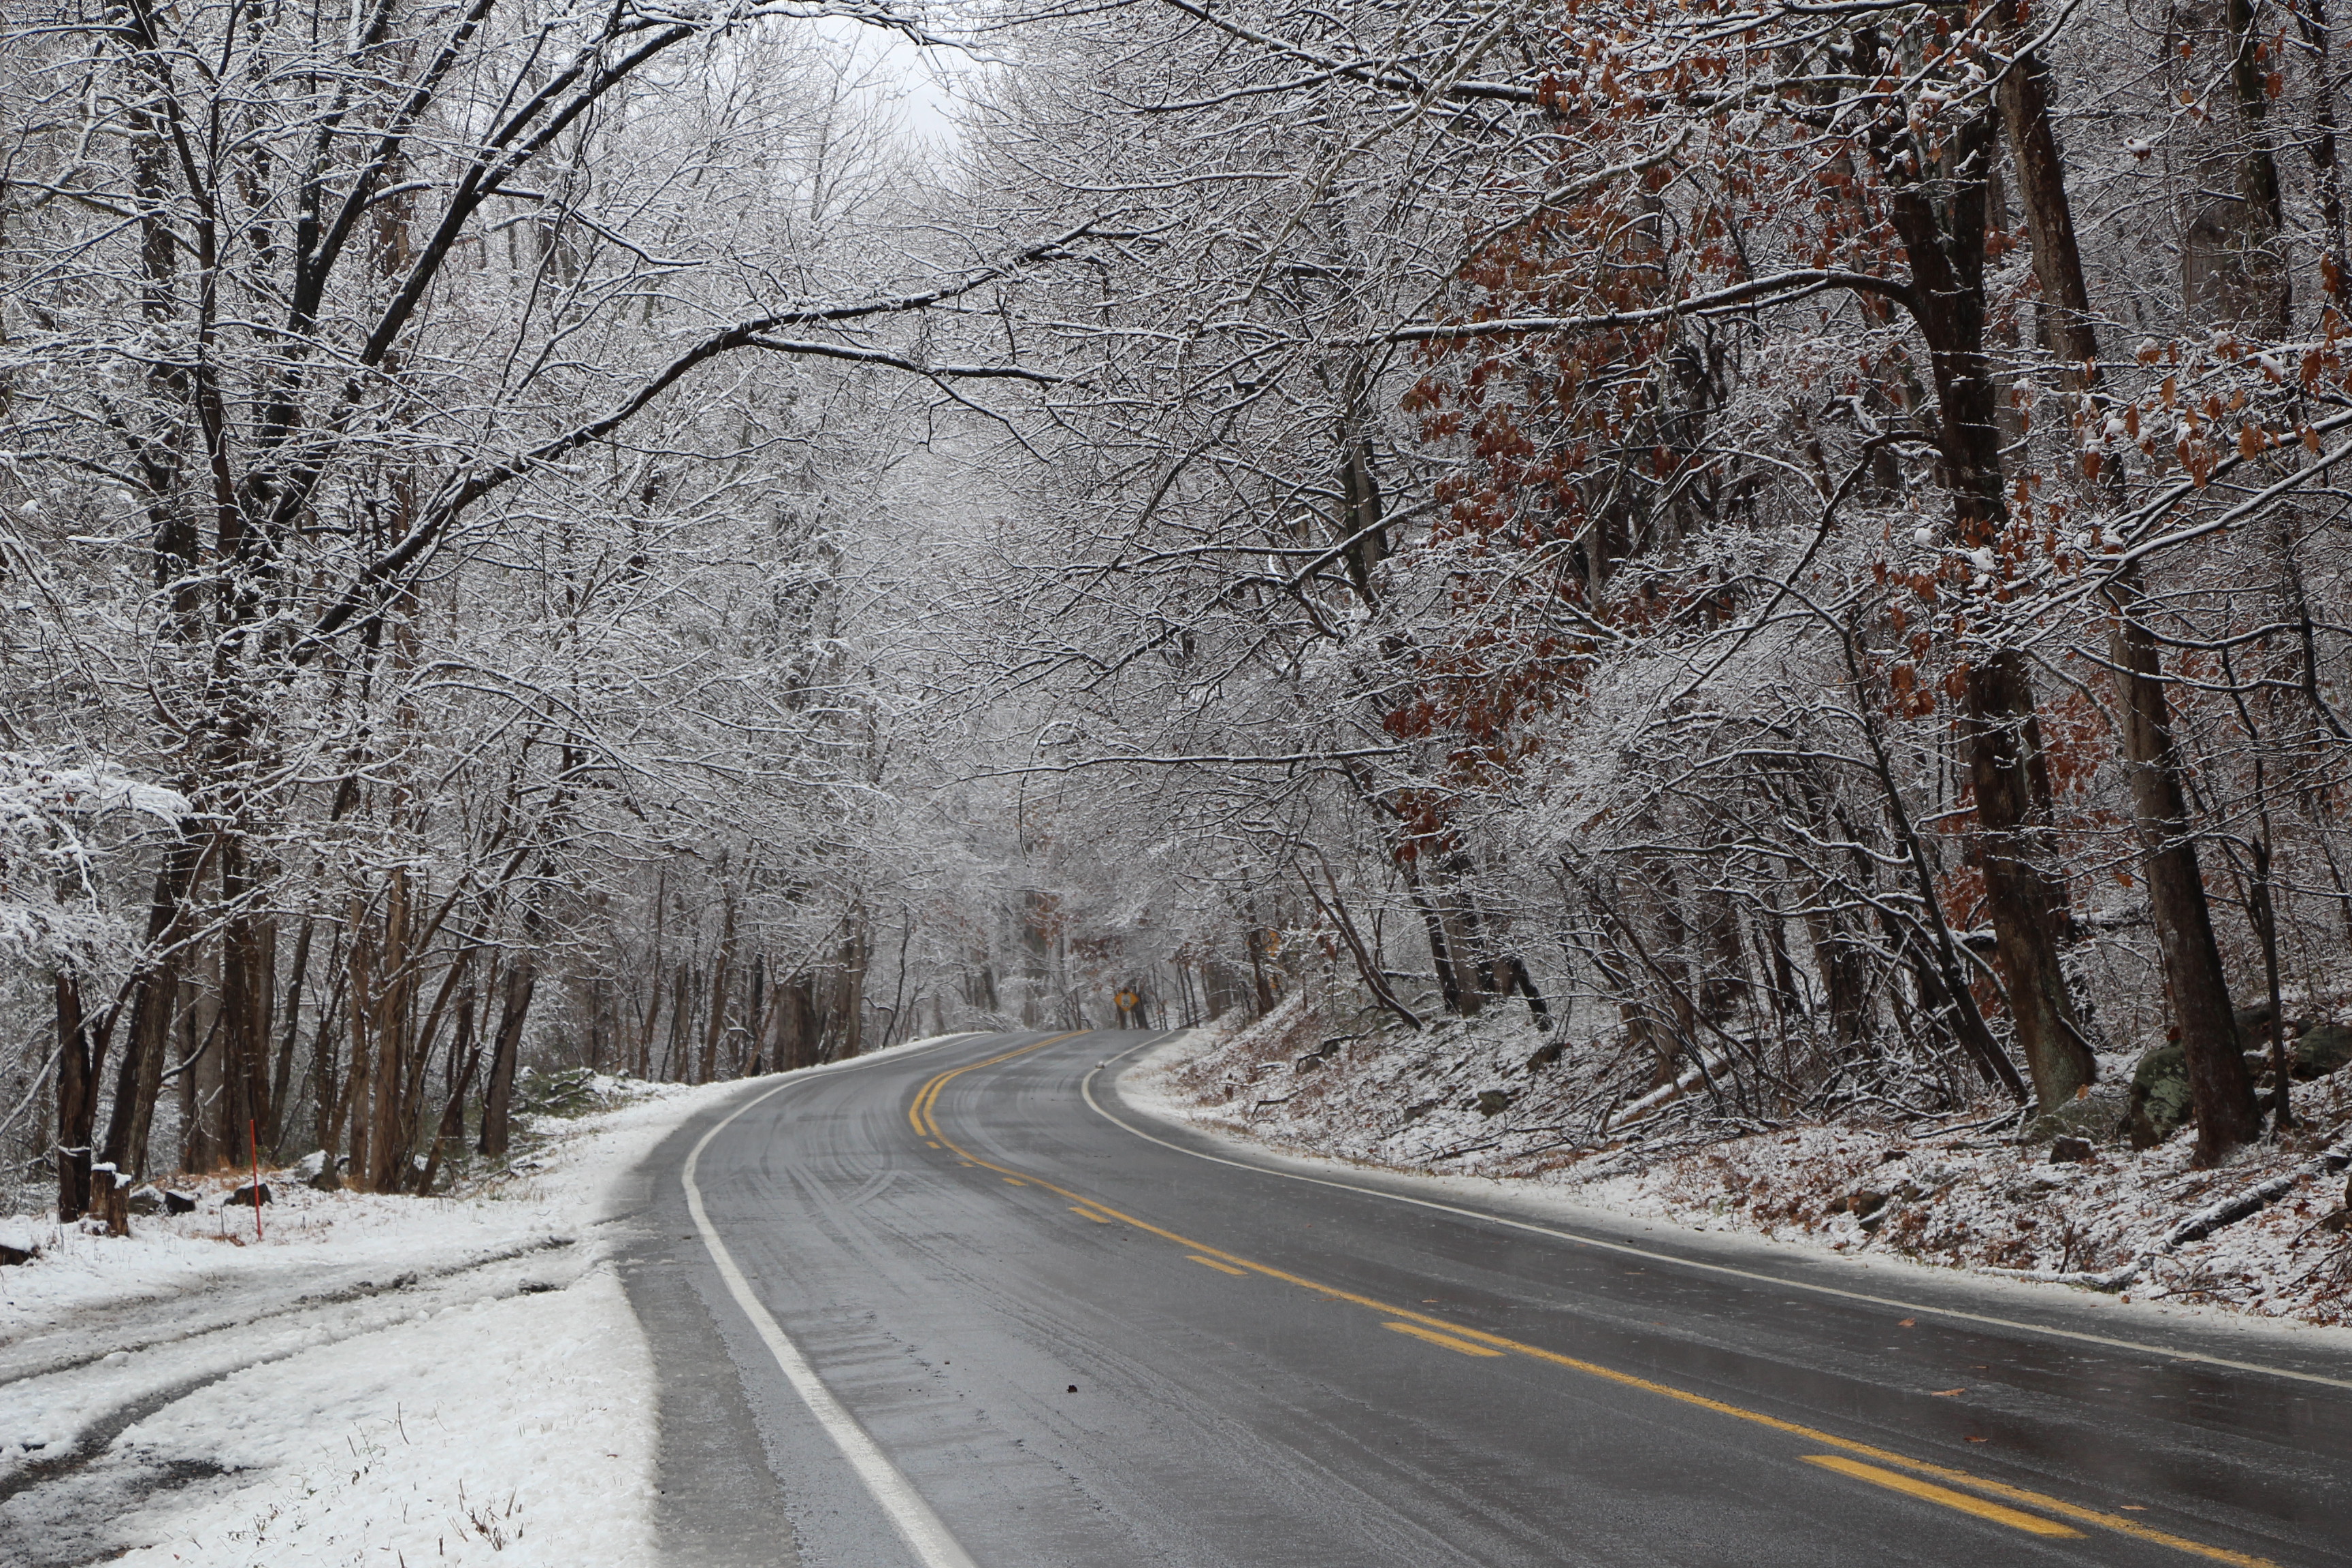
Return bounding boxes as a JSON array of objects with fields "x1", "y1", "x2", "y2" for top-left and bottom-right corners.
[
  {"x1": 0, "y1": 1032, "x2": 977, "y2": 1568},
  {"x1": 0, "y1": 1079, "x2": 722, "y2": 1567},
  {"x1": 1134, "y1": 1001, "x2": 2352, "y2": 1329}
]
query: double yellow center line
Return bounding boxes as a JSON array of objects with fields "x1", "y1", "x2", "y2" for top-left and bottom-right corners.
[
  {"x1": 909, "y1": 1038, "x2": 2277, "y2": 1567},
  {"x1": 908, "y1": 1032, "x2": 1085, "y2": 1145}
]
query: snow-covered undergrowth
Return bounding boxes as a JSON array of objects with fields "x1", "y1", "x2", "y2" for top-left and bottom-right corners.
[
  {"x1": 0, "y1": 1073, "x2": 740, "y2": 1566},
  {"x1": 1142, "y1": 998, "x2": 2352, "y2": 1326}
]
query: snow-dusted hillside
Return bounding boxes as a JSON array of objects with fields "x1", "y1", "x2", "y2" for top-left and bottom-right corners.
[{"x1": 1137, "y1": 1003, "x2": 2352, "y2": 1327}]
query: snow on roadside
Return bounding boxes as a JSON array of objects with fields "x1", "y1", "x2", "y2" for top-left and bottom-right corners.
[
  {"x1": 1133, "y1": 1005, "x2": 2352, "y2": 1329},
  {"x1": 1, "y1": 1032, "x2": 981, "y2": 1567},
  {"x1": 102, "y1": 1262, "x2": 657, "y2": 1568},
  {"x1": 1, "y1": 1074, "x2": 732, "y2": 1567},
  {"x1": 3, "y1": 1076, "x2": 709, "y2": 1343}
]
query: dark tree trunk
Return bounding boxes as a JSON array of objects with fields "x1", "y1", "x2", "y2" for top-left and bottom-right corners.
[
  {"x1": 1877, "y1": 85, "x2": 2093, "y2": 1110},
  {"x1": 1692, "y1": 890, "x2": 1750, "y2": 1023},
  {"x1": 181, "y1": 975, "x2": 225, "y2": 1172},
  {"x1": 1336, "y1": 408, "x2": 1388, "y2": 604},
  {"x1": 775, "y1": 973, "x2": 818, "y2": 1071},
  {"x1": 415, "y1": 996, "x2": 480, "y2": 1196},
  {"x1": 54, "y1": 973, "x2": 108, "y2": 1222},
  {"x1": 477, "y1": 957, "x2": 536, "y2": 1158},
  {"x1": 1435, "y1": 858, "x2": 1502, "y2": 1017},
  {"x1": 744, "y1": 951, "x2": 768, "y2": 1075},
  {"x1": 218, "y1": 837, "x2": 276, "y2": 1162},
  {"x1": 662, "y1": 961, "x2": 693, "y2": 1080},
  {"x1": 2110, "y1": 576, "x2": 2264, "y2": 1158},
  {"x1": 834, "y1": 920, "x2": 868, "y2": 1059},
  {"x1": 1781, "y1": 764, "x2": 1880, "y2": 1055},
  {"x1": 1498, "y1": 956, "x2": 1552, "y2": 1030},
  {"x1": 1242, "y1": 892, "x2": 1281, "y2": 1018},
  {"x1": 635, "y1": 964, "x2": 664, "y2": 1080},
  {"x1": 101, "y1": 842, "x2": 201, "y2": 1184},
  {"x1": 1957, "y1": 650, "x2": 2097, "y2": 1109},
  {"x1": 309, "y1": 923, "x2": 352, "y2": 1180},
  {"x1": 2300, "y1": 0, "x2": 2349, "y2": 304},
  {"x1": 340, "y1": 902, "x2": 377, "y2": 1186},
  {"x1": 266, "y1": 908, "x2": 316, "y2": 1156},
  {"x1": 1996, "y1": 5, "x2": 2260, "y2": 1154},
  {"x1": 363, "y1": 868, "x2": 417, "y2": 1192},
  {"x1": 702, "y1": 885, "x2": 736, "y2": 1084},
  {"x1": 2174, "y1": 0, "x2": 2291, "y2": 333},
  {"x1": 1840, "y1": 649, "x2": 2033, "y2": 1100},
  {"x1": 1402, "y1": 865, "x2": 1462, "y2": 1015}
]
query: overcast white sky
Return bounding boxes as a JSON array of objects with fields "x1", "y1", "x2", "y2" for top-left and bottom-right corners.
[{"x1": 811, "y1": 16, "x2": 976, "y2": 147}]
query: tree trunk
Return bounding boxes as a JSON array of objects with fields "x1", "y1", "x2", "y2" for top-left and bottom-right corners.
[
  {"x1": 477, "y1": 956, "x2": 536, "y2": 1158},
  {"x1": 2174, "y1": 0, "x2": 2291, "y2": 334},
  {"x1": 744, "y1": 951, "x2": 768, "y2": 1075},
  {"x1": 1782, "y1": 764, "x2": 1880, "y2": 1056},
  {"x1": 54, "y1": 973, "x2": 106, "y2": 1222},
  {"x1": 2110, "y1": 574, "x2": 2263, "y2": 1158},
  {"x1": 101, "y1": 842, "x2": 201, "y2": 1184},
  {"x1": 218, "y1": 837, "x2": 276, "y2": 1164},
  {"x1": 1840, "y1": 640, "x2": 2032, "y2": 1100},
  {"x1": 1401, "y1": 863, "x2": 1460, "y2": 1015},
  {"x1": 702, "y1": 884, "x2": 736, "y2": 1084},
  {"x1": 266, "y1": 908, "x2": 316, "y2": 1155},
  {"x1": 964, "y1": 947, "x2": 998, "y2": 1015},
  {"x1": 309, "y1": 923, "x2": 353, "y2": 1181},
  {"x1": 775, "y1": 973, "x2": 817, "y2": 1071},
  {"x1": 415, "y1": 995, "x2": 480, "y2": 1196},
  {"x1": 1397, "y1": 855, "x2": 1485, "y2": 1015},
  {"x1": 2300, "y1": 0, "x2": 2349, "y2": 305},
  {"x1": 342, "y1": 894, "x2": 378, "y2": 1188},
  {"x1": 662, "y1": 961, "x2": 693, "y2": 1080},
  {"x1": 1997, "y1": 7, "x2": 2259, "y2": 1154},
  {"x1": 1497, "y1": 956, "x2": 1551, "y2": 1030},
  {"x1": 1335, "y1": 397, "x2": 1388, "y2": 604},
  {"x1": 365, "y1": 867, "x2": 416, "y2": 1191},
  {"x1": 1434, "y1": 856, "x2": 1501, "y2": 1016},
  {"x1": 391, "y1": 943, "x2": 474, "y2": 1188},
  {"x1": 1243, "y1": 918, "x2": 1280, "y2": 1017},
  {"x1": 1880, "y1": 89, "x2": 2093, "y2": 1110},
  {"x1": 181, "y1": 969, "x2": 225, "y2": 1172},
  {"x1": 636, "y1": 963, "x2": 664, "y2": 1080},
  {"x1": 834, "y1": 918, "x2": 869, "y2": 1059},
  {"x1": 1691, "y1": 889, "x2": 1750, "y2": 1023},
  {"x1": 1957, "y1": 649, "x2": 2096, "y2": 1109}
]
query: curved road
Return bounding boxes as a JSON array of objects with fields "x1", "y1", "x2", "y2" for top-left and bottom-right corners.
[{"x1": 612, "y1": 1030, "x2": 2352, "y2": 1568}]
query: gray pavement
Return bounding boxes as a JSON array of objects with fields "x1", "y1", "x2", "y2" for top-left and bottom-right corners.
[{"x1": 630, "y1": 1030, "x2": 2352, "y2": 1567}]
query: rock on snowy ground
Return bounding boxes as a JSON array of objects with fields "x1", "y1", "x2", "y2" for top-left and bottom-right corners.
[
  {"x1": 1137, "y1": 1000, "x2": 2352, "y2": 1328},
  {"x1": 0, "y1": 1073, "x2": 744, "y2": 1567}
]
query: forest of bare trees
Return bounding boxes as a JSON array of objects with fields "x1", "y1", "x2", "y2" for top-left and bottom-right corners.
[{"x1": 7, "y1": 0, "x2": 2351, "y2": 1224}]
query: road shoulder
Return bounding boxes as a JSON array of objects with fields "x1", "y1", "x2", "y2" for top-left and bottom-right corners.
[{"x1": 1109, "y1": 1029, "x2": 2352, "y2": 1386}]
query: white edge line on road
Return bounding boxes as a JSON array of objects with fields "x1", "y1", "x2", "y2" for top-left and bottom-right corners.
[
  {"x1": 1080, "y1": 1035, "x2": 2352, "y2": 1394},
  {"x1": 682, "y1": 1036, "x2": 989, "y2": 1568}
]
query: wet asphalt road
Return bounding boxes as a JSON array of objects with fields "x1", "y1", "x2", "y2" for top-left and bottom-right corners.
[{"x1": 617, "y1": 1029, "x2": 2352, "y2": 1568}]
